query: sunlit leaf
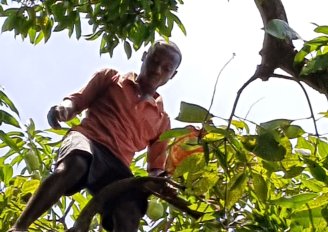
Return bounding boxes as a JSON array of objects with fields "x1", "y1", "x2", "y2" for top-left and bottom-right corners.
[
  {"x1": 0, "y1": 89, "x2": 20, "y2": 116},
  {"x1": 175, "y1": 101, "x2": 213, "y2": 123},
  {"x1": 291, "y1": 207, "x2": 327, "y2": 229},
  {"x1": 2, "y1": 164, "x2": 13, "y2": 185},
  {"x1": 296, "y1": 192, "x2": 328, "y2": 212},
  {"x1": 160, "y1": 127, "x2": 194, "y2": 140},
  {"x1": 252, "y1": 173, "x2": 268, "y2": 202},
  {"x1": 271, "y1": 193, "x2": 318, "y2": 208},
  {"x1": 0, "y1": 130, "x2": 21, "y2": 152},
  {"x1": 284, "y1": 125, "x2": 305, "y2": 139},
  {"x1": 231, "y1": 120, "x2": 249, "y2": 133},
  {"x1": 22, "y1": 179, "x2": 40, "y2": 193},
  {"x1": 300, "y1": 53, "x2": 328, "y2": 75},
  {"x1": 226, "y1": 172, "x2": 247, "y2": 209},
  {"x1": 300, "y1": 178, "x2": 324, "y2": 192},
  {"x1": 314, "y1": 26, "x2": 328, "y2": 35}
]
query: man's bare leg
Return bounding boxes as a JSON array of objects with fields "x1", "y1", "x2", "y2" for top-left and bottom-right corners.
[{"x1": 11, "y1": 154, "x2": 90, "y2": 230}]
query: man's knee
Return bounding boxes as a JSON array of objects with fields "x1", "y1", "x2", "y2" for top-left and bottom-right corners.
[
  {"x1": 53, "y1": 152, "x2": 91, "y2": 194},
  {"x1": 56, "y1": 151, "x2": 90, "y2": 175}
]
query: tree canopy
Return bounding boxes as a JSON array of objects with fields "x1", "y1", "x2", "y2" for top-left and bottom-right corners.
[{"x1": 2, "y1": 0, "x2": 328, "y2": 231}]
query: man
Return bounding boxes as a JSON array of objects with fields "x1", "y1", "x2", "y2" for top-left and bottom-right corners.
[{"x1": 10, "y1": 40, "x2": 182, "y2": 231}]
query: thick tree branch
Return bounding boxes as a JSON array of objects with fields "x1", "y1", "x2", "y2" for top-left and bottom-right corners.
[
  {"x1": 253, "y1": 0, "x2": 328, "y2": 97},
  {"x1": 67, "y1": 177, "x2": 203, "y2": 232},
  {"x1": 227, "y1": 0, "x2": 328, "y2": 131}
]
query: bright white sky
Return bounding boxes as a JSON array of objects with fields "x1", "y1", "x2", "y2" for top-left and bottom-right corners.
[{"x1": 1, "y1": 0, "x2": 328, "y2": 135}]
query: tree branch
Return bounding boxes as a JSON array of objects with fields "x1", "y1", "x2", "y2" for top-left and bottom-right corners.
[{"x1": 67, "y1": 177, "x2": 203, "y2": 232}]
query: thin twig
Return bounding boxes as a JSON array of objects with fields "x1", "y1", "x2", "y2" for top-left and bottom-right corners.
[
  {"x1": 272, "y1": 72, "x2": 320, "y2": 157},
  {"x1": 295, "y1": 81, "x2": 319, "y2": 137},
  {"x1": 227, "y1": 75, "x2": 258, "y2": 130},
  {"x1": 244, "y1": 97, "x2": 265, "y2": 119},
  {"x1": 204, "y1": 53, "x2": 235, "y2": 123}
]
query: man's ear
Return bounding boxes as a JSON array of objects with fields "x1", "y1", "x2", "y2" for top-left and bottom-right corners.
[
  {"x1": 170, "y1": 70, "x2": 178, "y2": 79},
  {"x1": 141, "y1": 51, "x2": 147, "y2": 61}
]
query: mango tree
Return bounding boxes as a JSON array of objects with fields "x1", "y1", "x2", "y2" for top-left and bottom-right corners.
[{"x1": 2, "y1": 0, "x2": 328, "y2": 231}]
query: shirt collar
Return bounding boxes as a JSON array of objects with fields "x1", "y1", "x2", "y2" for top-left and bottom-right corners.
[{"x1": 123, "y1": 72, "x2": 162, "y2": 101}]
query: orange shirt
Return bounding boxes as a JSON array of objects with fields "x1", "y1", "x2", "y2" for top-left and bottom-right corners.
[{"x1": 66, "y1": 68, "x2": 170, "y2": 171}]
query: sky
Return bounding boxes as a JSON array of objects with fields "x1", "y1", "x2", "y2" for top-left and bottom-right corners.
[{"x1": 1, "y1": 0, "x2": 328, "y2": 135}]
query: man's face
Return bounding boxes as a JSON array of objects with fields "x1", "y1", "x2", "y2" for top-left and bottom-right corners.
[{"x1": 138, "y1": 44, "x2": 181, "y2": 95}]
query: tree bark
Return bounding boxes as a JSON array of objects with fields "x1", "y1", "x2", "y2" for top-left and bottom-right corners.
[{"x1": 254, "y1": 0, "x2": 328, "y2": 97}]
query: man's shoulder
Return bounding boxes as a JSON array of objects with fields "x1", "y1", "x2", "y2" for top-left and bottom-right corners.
[{"x1": 97, "y1": 68, "x2": 119, "y2": 77}]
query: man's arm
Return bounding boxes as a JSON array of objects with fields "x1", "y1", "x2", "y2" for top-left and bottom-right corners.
[
  {"x1": 47, "y1": 68, "x2": 118, "y2": 129},
  {"x1": 147, "y1": 140, "x2": 169, "y2": 176}
]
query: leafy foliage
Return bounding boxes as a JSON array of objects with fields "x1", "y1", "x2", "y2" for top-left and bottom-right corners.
[
  {"x1": 3, "y1": 1, "x2": 328, "y2": 231},
  {"x1": 294, "y1": 25, "x2": 328, "y2": 76},
  {"x1": 0, "y1": 0, "x2": 186, "y2": 57},
  {"x1": 3, "y1": 89, "x2": 328, "y2": 231}
]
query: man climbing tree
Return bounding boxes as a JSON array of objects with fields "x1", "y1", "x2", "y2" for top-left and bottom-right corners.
[{"x1": 9, "y1": 40, "x2": 182, "y2": 232}]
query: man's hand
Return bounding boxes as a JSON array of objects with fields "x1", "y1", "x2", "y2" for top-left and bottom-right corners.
[
  {"x1": 47, "y1": 99, "x2": 75, "y2": 129},
  {"x1": 148, "y1": 168, "x2": 167, "y2": 177}
]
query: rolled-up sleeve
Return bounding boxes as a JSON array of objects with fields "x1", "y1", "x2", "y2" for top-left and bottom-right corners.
[
  {"x1": 65, "y1": 68, "x2": 118, "y2": 114},
  {"x1": 147, "y1": 116, "x2": 170, "y2": 171}
]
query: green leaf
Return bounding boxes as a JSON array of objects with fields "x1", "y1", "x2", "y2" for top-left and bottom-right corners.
[
  {"x1": 85, "y1": 29, "x2": 103, "y2": 41},
  {"x1": 296, "y1": 192, "x2": 328, "y2": 211},
  {"x1": 124, "y1": 40, "x2": 132, "y2": 59},
  {"x1": 28, "y1": 27, "x2": 37, "y2": 43},
  {"x1": 300, "y1": 178, "x2": 324, "y2": 192},
  {"x1": 74, "y1": 11, "x2": 81, "y2": 39},
  {"x1": 252, "y1": 173, "x2": 268, "y2": 202},
  {"x1": 291, "y1": 207, "x2": 327, "y2": 229},
  {"x1": 271, "y1": 193, "x2": 318, "y2": 208},
  {"x1": 0, "y1": 110, "x2": 20, "y2": 128},
  {"x1": 264, "y1": 19, "x2": 301, "y2": 40},
  {"x1": 34, "y1": 31, "x2": 44, "y2": 45},
  {"x1": 283, "y1": 166, "x2": 305, "y2": 179},
  {"x1": 72, "y1": 192, "x2": 89, "y2": 209},
  {"x1": 257, "y1": 119, "x2": 292, "y2": 133},
  {"x1": 284, "y1": 125, "x2": 305, "y2": 139},
  {"x1": 168, "y1": 12, "x2": 186, "y2": 35},
  {"x1": 314, "y1": 25, "x2": 328, "y2": 35},
  {"x1": 322, "y1": 206, "x2": 328, "y2": 223},
  {"x1": 22, "y1": 179, "x2": 40, "y2": 193},
  {"x1": 0, "y1": 130, "x2": 21, "y2": 153},
  {"x1": 300, "y1": 53, "x2": 328, "y2": 75},
  {"x1": 1, "y1": 13, "x2": 16, "y2": 32},
  {"x1": 226, "y1": 172, "x2": 247, "y2": 209},
  {"x1": 253, "y1": 132, "x2": 286, "y2": 161},
  {"x1": 294, "y1": 43, "x2": 321, "y2": 65},
  {"x1": 2, "y1": 164, "x2": 13, "y2": 185},
  {"x1": 0, "y1": 89, "x2": 20, "y2": 116},
  {"x1": 304, "y1": 158, "x2": 327, "y2": 183},
  {"x1": 26, "y1": 118, "x2": 36, "y2": 138},
  {"x1": 42, "y1": 16, "x2": 53, "y2": 42},
  {"x1": 306, "y1": 36, "x2": 328, "y2": 45},
  {"x1": 160, "y1": 127, "x2": 193, "y2": 141},
  {"x1": 175, "y1": 101, "x2": 213, "y2": 123},
  {"x1": 231, "y1": 120, "x2": 249, "y2": 133},
  {"x1": 51, "y1": 2, "x2": 65, "y2": 21}
]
